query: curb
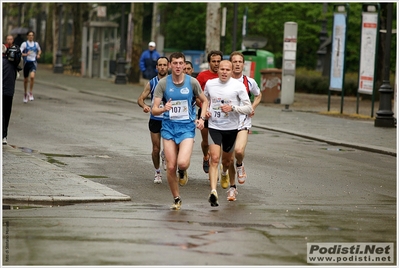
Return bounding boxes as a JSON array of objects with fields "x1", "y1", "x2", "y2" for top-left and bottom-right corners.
[
  {"x1": 34, "y1": 79, "x2": 396, "y2": 157},
  {"x1": 3, "y1": 145, "x2": 132, "y2": 206}
]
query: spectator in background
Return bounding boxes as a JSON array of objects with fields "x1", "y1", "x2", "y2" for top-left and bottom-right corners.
[
  {"x1": 3, "y1": 44, "x2": 22, "y2": 145},
  {"x1": 2, "y1": 35, "x2": 14, "y2": 57},
  {"x1": 139, "y1": 41, "x2": 160, "y2": 80},
  {"x1": 5, "y1": 35, "x2": 14, "y2": 49},
  {"x1": 183, "y1": 61, "x2": 194, "y2": 76}
]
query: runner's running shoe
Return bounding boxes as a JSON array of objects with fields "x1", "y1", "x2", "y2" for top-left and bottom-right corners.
[
  {"x1": 161, "y1": 150, "x2": 166, "y2": 171},
  {"x1": 23, "y1": 94, "x2": 28, "y2": 103},
  {"x1": 220, "y1": 166, "x2": 229, "y2": 189},
  {"x1": 29, "y1": 92, "x2": 34, "y2": 101},
  {"x1": 170, "y1": 197, "x2": 182, "y2": 210},
  {"x1": 154, "y1": 172, "x2": 162, "y2": 184},
  {"x1": 178, "y1": 169, "x2": 188, "y2": 186},
  {"x1": 227, "y1": 187, "x2": 238, "y2": 201},
  {"x1": 237, "y1": 162, "x2": 247, "y2": 184},
  {"x1": 203, "y1": 155, "x2": 210, "y2": 173},
  {"x1": 208, "y1": 190, "x2": 219, "y2": 207}
]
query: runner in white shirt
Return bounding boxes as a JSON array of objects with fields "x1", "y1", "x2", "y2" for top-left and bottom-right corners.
[
  {"x1": 203, "y1": 60, "x2": 252, "y2": 207},
  {"x1": 20, "y1": 31, "x2": 41, "y2": 103},
  {"x1": 227, "y1": 51, "x2": 262, "y2": 201}
]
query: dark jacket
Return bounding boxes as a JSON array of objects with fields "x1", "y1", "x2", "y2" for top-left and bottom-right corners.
[
  {"x1": 2, "y1": 56, "x2": 18, "y2": 96},
  {"x1": 139, "y1": 49, "x2": 160, "y2": 79}
]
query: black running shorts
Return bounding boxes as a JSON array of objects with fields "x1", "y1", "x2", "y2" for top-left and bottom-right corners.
[
  {"x1": 208, "y1": 128, "x2": 238, "y2": 153},
  {"x1": 149, "y1": 118, "x2": 162, "y2": 133}
]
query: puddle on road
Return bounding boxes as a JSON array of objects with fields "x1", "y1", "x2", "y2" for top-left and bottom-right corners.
[
  {"x1": 42, "y1": 153, "x2": 84, "y2": 166},
  {"x1": 43, "y1": 153, "x2": 84, "y2": 158},
  {"x1": 250, "y1": 130, "x2": 266, "y2": 134},
  {"x1": 10, "y1": 145, "x2": 38, "y2": 153},
  {"x1": 200, "y1": 222, "x2": 290, "y2": 229},
  {"x1": 3, "y1": 204, "x2": 67, "y2": 210},
  {"x1": 321, "y1": 147, "x2": 356, "y2": 152},
  {"x1": 80, "y1": 175, "x2": 109, "y2": 179}
]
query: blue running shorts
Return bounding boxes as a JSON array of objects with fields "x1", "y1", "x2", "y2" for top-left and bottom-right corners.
[{"x1": 161, "y1": 120, "x2": 196, "y2": 145}]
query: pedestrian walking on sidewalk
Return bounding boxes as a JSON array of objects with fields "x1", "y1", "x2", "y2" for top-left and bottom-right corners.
[
  {"x1": 195, "y1": 50, "x2": 223, "y2": 174},
  {"x1": 137, "y1": 57, "x2": 169, "y2": 184},
  {"x1": 3, "y1": 44, "x2": 22, "y2": 145},
  {"x1": 203, "y1": 60, "x2": 253, "y2": 207},
  {"x1": 20, "y1": 31, "x2": 41, "y2": 103},
  {"x1": 139, "y1": 41, "x2": 161, "y2": 80},
  {"x1": 226, "y1": 51, "x2": 262, "y2": 201},
  {"x1": 152, "y1": 52, "x2": 208, "y2": 210}
]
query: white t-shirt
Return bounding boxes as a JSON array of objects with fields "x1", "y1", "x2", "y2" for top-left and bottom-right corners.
[
  {"x1": 204, "y1": 77, "x2": 252, "y2": 131},
  {"x1": 236, "y1": 75, "x2": 261, "y2": 129}
]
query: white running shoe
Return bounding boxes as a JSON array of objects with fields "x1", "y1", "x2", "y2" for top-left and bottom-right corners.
[
  {"x1": 29, "y1": 92, "x2": 34, "y2": 101},
  {"x1": 154, "y1": 172, "x2": 162, "y2": 184},
  {"x1": 23, "y1": 94, "x2": 28, "y2": 103},
  {"x1": 2, "y1": 137, "x2": 7, "y2": 145},
  {"x1": 227, "y1": 187, "x2": 238, "y2": 201},
  {"x1": 161, "y1": 150, "x2": 166, "y2": 171},
  {"x1": 237, "y1": 163, "x2": 247, "y2": 184}
]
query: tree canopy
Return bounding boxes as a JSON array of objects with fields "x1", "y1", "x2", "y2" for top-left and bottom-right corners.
[{"x1": 159, "y1": 2, "x2": 396, "y2": 73}]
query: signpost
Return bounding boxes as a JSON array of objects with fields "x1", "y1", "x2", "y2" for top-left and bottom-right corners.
[
  {"x1": 357, "y1": 4, "x2": 380, "y2": 117},
  {"x1": 328, "y1": 4, "x2": 349, "y2": 114},
  {"x1": 281, "y1": 22, "x2": 298, "y2": 110}
]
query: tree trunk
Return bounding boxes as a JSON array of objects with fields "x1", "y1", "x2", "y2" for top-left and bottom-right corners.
[
  {"x1": 71, "y1": 3, "x2": 89, "y2": 73},
  {"x1": 52, "y1": 3, "x2": 59, "y2": 66},
  {"x1": 205, "y1": 3, "x2": 221, "y2": 55},
  {"x1": 151, "y1": 3, "x2": 159, "y2": 42},
  {"x1": 128, "y1": 3, "x2": 144, "y2": 83}
]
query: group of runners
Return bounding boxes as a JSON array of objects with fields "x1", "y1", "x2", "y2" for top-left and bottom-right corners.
[{"x1": 137, "y1": 50, "x2": 262, "y2": 210}]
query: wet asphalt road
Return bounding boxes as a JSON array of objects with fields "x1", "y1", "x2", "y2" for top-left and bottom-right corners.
[{"x1": 2, "y1": 81, "x2": 396, "y2": 265}]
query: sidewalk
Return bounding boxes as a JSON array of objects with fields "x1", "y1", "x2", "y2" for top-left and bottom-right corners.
[{"x1": 3, "y1": 64, "x2": 396, "y2": 205}]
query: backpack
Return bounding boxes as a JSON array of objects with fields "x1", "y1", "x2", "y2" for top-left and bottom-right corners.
[{"x1": 6, "y1": 45, "x2": 22, "y2": 67}]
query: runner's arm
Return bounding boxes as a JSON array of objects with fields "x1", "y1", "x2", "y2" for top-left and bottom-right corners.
[{"x1": 137, "y1": 82, "x2": 151, "y2": 113}]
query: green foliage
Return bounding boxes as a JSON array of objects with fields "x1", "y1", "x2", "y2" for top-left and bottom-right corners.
[
  {"x1": 38, "y1": 52, "x2": 53, "y2": 64},
  {"x1": 159, "y1": 3, "x2": 207, "y2": 50},
  {"x1": 295, "y1": 68, "x2": 358, "y2": 96},
  {"x1": 156, "y1": 2, "x2": 396, "y2": 74},
  {"x1": 295, "y1": 67, "x2": 393, "y2": 98}
]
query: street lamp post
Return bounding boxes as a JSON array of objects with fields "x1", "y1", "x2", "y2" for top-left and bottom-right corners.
[
  {"x1": 374, "y1": 3, "x2": 395, "y2": 127},
  {"x1": 53, "y1": 4, "x2": 64, "y2": 73},
  {"x1": 115, "y1": 3, "x2": 127, "y2": 84}
]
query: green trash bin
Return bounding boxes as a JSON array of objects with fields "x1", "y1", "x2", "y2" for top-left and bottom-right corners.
[{"x1": 239, "y1": 49, "x2": 275, "y2": 87}]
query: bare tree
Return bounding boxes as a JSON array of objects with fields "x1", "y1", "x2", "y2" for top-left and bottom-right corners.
[{"x1": 205, "y1": 3, "x2": 221, "y2": 55}]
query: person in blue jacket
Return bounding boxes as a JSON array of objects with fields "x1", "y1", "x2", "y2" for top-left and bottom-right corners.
[{"x1": 139, "y1": 41, "x2": 160, "y2": 80}]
